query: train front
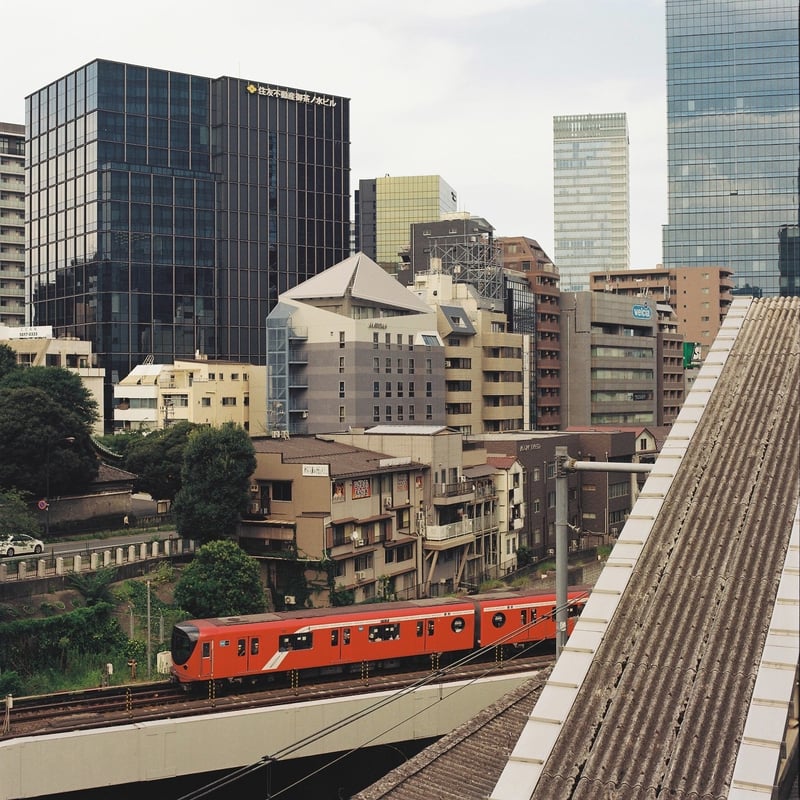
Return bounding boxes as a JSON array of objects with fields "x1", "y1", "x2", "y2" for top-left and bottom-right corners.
[{"x1": 169, "y1": 620, "x2": 201, "y2": 685}]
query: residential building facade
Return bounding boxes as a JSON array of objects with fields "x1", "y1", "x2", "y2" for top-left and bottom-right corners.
[
  {"x1": 26, "y1": 59, "x2": 350, "y2": 430},
  {"x1": 412, "y1": 270, "x2": 526, "y2": 435},
  {"x1": 663, "y1": 0, "x2": 799, "y2": 296},
  {"x1": 0, "y1": 123, "x2": 25, "y2": 326},
  {"x1": 112, "y1": 358, "x2": 266, "y2": 433},
  {"x1": 553, "y1": 113, "x2": 630, "y2": 291},
  {"x1": 355, "y1": 175, "x2": 457, "y2": 277},
  {"x1": 499, "y1": 236, "x2": 562, "y2": 430},
  {"x1": 241, "y1": 436, "x2": 429, "y2": 607},
  {"x1": 265, "y1": 252, "x2": 446, "y2": 435}
]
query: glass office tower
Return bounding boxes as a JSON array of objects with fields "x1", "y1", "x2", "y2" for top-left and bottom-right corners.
[
  {"x1": 663, "y1": 0, "x2": 799, "y2": 296},
  {"x1": 355, "y1": 175, "x2": 457, "y2": 276},
  {"x1": 26, "y1": 60, "x2": 350, "y2": 427},
  {"x1": 553, "y1": 113, "x2": 630, "y2": 292}
]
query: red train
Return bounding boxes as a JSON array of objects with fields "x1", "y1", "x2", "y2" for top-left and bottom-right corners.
[{"x1": 170, "y1": 587, "x2": 589, "y2": 688}]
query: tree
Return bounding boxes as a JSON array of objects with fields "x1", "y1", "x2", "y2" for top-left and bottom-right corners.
[
  {"x1": 0, "y1": 365, "x2": 98, "y2": 432},
  {"x1": 123, "y1": 422, "x2": 197, "y2": 501},
  {"x1": 0, "y1": 343, "x2": 18, "y2": 381},
  {"x1": 173, "y1": 539, "x2": 266, "y2": 618},
  {"x1": 0, "y1": 489, "x2": 43, "y2": 539},
  {"x1": 172, "y1": 423, "x2": 256, "y2": 542},
  {"x1": 0, "y1": 385, "x2": 98, "y2": 497}
]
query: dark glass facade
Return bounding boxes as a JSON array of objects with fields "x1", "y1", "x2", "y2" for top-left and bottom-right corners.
[
  {"x1": 663, "y1": 0, "x2": 799, "y2": 296},
  {"x1": 26, "y1": 60, "x2": 350, "y2": 427}
]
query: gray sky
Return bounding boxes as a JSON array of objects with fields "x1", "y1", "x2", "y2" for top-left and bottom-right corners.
[{"x1": 0, "y1": 0, "x2": 667, "y2": 267}]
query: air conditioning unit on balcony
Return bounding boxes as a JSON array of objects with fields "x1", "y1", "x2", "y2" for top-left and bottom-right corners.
[
  {"x1": 355, "y1": 571, "x2": 366, "y2": 582},
  {"x1": 383, "y1": 497, "x2": 392, "y2": 509},
  {"x1": 354, "y1": 537, "x2": 365, "y2": 548},
  {"x1": 547, "y1": 548, "x2": 555, "y2": 556},
  {"x1": 249, "y1": 502, "x2": 261, "y2": 515},
  {"x1": 284, "y1": 595, "x2": 296, "y2": 605},
  {"x1": 445, "y1": 360, "x2": 451, "y2": 368},
  {"x1": 249, "y1": 484, "x2": 259, "y2": 494}
]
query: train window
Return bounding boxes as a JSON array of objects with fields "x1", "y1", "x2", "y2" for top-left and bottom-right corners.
[
  {"x1": 569, "y1": 602, "x2": 582, "y2": 618},
  {"x1": 427, "y1": 620, "x2": 435, "y2": 636},
  {"x1": 219, "y1": 640, "x2": 230, "y2": 647},
  {"x1": 202, "y1": 642, "x2": 211, "y2": 658},
  {"x1": 343, "y1": 628, "x2": 351, "y2": 645},
  {"x1": 369, "y1": 624, "x2": 400, "y2": 641},
  {"x1": 331, "y1": 630, "x2": 339, "y2": 646},
  {"x1": 520, "y1": 610, "x2": 527, "y2": 625},
  {"x1": 251, "y1": 639, "x2": 259, "y2": 655},
  {"x1": 279, "y1": 633, "x2": 314, "y2": 652},
  {"x1": 416, "y1": 621, "x2": 424, "y2": 637},
  {"x1": 492, "y1": 612, "x2": 506, "y2": 628},
  {"x1": 451, "y1": 617, "x2": 465, "y2": 633},
  {"x1": 237, "y1": 639, "x2": 245, "y2": 657}
]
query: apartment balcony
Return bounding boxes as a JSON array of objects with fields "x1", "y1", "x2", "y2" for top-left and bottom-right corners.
[
  {"x1": 482, "y1": 405, "x2": 522, "y2": 421},
  {"x1": 0, "y1": 231, "x2": 24, "y2": 245},
  {"x1": 287, "y1": 348, "x2": 307, "y2": 364},
  {"x1": 0, "y1": 196, "x2": 24, "y2": 210},
  {"x1": 425, "y1": 520, "x2": 474, "y2": 542},
  {"x1": 482, "y1": 380, "x2": 523, "y2": 397}
]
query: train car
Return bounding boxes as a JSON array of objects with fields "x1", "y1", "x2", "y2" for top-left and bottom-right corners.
[
  {"x1": 471, "y1": 587, "x2": 589, "y2": 649},
  {"x1": 170, "y1": 595, "x2": 478, "y2": 687},
  {"x1": 170, "y1": 586, "x2": 589, "y2": 689}
]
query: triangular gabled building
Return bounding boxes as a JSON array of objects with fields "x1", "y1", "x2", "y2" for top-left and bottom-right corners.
[{"x1": 266, "y1": 252, "x2": 445, "y2": 435}]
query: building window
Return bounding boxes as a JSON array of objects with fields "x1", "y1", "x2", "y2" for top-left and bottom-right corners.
[
  {"x1": 426, "y1": 382, "x2": 432, "y2": 397},
  {"x1": 231, "y1": 373, "x2": 239, "y2": 380},
  {"x1": 339, "y1": 331, "x2": 345, "y2": 348},
  {"x1": 373, "y1": 405, "x2": 380, "y2": 422},
  {"x1": 409, "y1": 382, "x2": 415, "y2": 397},
  {"x1": 425, "y1": 405, "x2": 432, "y2": 421},
  {"x1": 385, "y1": 358, "x2": 391, "y2": 373},
  {"x1": 201, "y1": 397, "x2": 211, "y2": 407},
  {"x1": 271, "y1": 481, "x2": 292, "y2": 501},
  {"x1": 397, "y1": 405, "x2": 403, "y2": 421},
  {"x1": 339, "y1": 381, "x2": 345, "y2": 399},
  {"x1": 373, "y1": 333, "x2": 379, "y2": 349},
  {"x1": 339, "y1": 406, "x2": 346, "y2": 423},
  {"x1": 339, "y1": 357, "x2": 345, "y2": 373},
  {"x1": 397, "y1": 358, "x2": 403, "y2": 373},
  {"x1": 408, "y1": 358, "x2": 415, "y2": 374},
  {"x1": 373, "y1": 357, "x2": 380, "y2": 372},
  {"x1": 385, "y1": 382, "x2": 392, "y2": 397},
  {"x1": 222, "y1": 397, "x2": 236, "y2": 406},
  {"x1": 397, "y1": 382, "x2": 403, "y2": 397},
  {"x1": 409, "y1": 405, "x2": 415, "y2": 421},
  {"x1": 385, "y1": 405, "x2": 392, "y2": 421},
  {"x1": 373, "y1": 381, "x2": 380, "y2": 398},
  {"x1": 533, "y1": 498, "x2": 540, "y2": 513},
  {"x1": 425, "y1": 358, "x2": 432, "y2": 373}
]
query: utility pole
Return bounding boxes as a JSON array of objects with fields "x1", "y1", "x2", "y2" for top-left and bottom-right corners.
[{"x1": 554, "y1": 448, "x2": 653, "y2": 659}]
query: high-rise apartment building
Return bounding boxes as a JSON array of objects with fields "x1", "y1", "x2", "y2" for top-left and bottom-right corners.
[
  {"x1": 26, "y1": 59, "x2": 350, "y2": 429},
  {"x1": 553, "y1": 113, "x2": 630, "y2": 291},
  {"x1": 663, "y1": 0, "x2": 799, "y2": 296},
  {"x1": 498, "y1": 236, "x2": 561, "y2": 430},
  {"x1": 355, "y1": 175, "x2": 457, "y2": 276},
  {"x1": 0, "y1": 123, "x2": 25, "y2": 326}
]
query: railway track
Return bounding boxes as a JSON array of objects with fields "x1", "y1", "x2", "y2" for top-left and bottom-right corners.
[{"x1": 1, "y1": 652, "x2": 554, "y2": 740}]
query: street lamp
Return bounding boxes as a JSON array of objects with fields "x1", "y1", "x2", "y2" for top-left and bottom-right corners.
[{"x1": 43, "y1": 436, "x2": 75, "y2": 538}]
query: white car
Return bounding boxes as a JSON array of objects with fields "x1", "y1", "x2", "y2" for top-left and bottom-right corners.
[{"x1": 0, "y1": 534, "x2": 45, "y2": 558}]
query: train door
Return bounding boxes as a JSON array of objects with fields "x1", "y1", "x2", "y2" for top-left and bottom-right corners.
[
  {"x1": 328, "y1": 627, "x2": 351, "y2": 665},
  {"x1": 519, "y1": 607, "x2": 537, "y2": 642},
  {"x1": 416, "y1": 618, "x2": 436, "y2": 651},
  {"x1": 199, "y1": 640, "x2": 213, "y2": 678},
  {"x1": 240, "y1": 636, "x2": 260, "y2": 672}
]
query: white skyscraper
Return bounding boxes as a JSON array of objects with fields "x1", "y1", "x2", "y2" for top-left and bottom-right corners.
[{"x1": 553, "y1": 113, "x2": 630, "y2": 291}]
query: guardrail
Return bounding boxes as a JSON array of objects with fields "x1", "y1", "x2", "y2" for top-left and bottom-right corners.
[{"x1": 0, "y1": 538, "x2": 198, "y2": 600}]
